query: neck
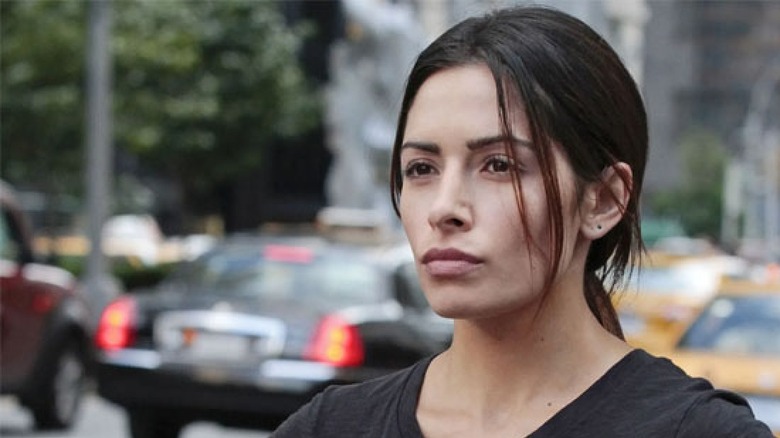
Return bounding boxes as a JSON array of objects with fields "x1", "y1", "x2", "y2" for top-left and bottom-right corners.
[
  {"x1": 440, "y1": 241, "x2": 627, "y2": 397},
  {"x1": 444, "y1": 291, "x2": 615, "y2": 401},
  {"x1": 420, "y1": 279, "x2": 631, "y2": 435}
]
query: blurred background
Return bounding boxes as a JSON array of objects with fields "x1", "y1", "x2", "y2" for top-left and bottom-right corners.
[{"x1": 2, "y1": 0, "x2": 779, "y2": 437}]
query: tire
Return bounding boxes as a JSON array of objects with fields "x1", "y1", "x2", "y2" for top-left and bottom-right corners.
[
  {"x1": 29, "y1": 338, "x2": 88, "y2": 430},
  {"x1": 128, "y1": 409, "x2": 185, "y2": 438}
]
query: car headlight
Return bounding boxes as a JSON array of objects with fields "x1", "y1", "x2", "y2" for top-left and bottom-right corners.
[{"x1": 744, "y1": 395, "x2": 780, "y2": 431}]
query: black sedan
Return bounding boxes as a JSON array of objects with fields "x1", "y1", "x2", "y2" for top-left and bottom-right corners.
[{"x1": 94, "y1": 233, "x2": 451, "y2": 438}]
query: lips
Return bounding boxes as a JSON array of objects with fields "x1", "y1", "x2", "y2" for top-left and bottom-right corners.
[{"x1": 421, "y1": 248, "x2": 483, "y2": 277}]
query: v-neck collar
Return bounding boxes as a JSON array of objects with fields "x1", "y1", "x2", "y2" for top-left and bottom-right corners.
[{"x1": 397, "y1": 349, "x2": 648, "y2": 437}]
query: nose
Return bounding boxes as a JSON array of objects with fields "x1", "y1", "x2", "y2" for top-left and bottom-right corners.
[{"x1": 427, "y1": 170, "x2": 473, "y2": 232}]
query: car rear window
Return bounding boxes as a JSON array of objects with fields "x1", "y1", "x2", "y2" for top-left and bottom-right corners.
[
  {"x1": 177, "y1": 245, "x2": 385, "y2": 308},
  {"x1": 0, "y1": 206, "x2": 22, "y2": 261}
]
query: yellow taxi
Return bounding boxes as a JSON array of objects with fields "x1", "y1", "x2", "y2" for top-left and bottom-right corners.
[
  {"x1": 615, "y1": 250, "x2": 748, "y2": 353},
  {"x1": 665, "y1": 275, "x2": 780, "y2": 434}
]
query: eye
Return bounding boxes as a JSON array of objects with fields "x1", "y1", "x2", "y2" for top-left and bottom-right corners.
[
  {"x1": 483, "y1": 155, "x2": 515, "y2": 174},
  {"x1": 403, "y1": 161, "x2": 437, "y2": 179}
]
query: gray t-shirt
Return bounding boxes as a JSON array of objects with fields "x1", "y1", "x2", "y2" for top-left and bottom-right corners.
[{"x1": 272, "y1": 349, "x2": 773, "y2": 437}]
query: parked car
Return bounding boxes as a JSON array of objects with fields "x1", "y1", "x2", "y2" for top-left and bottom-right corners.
[
  {"x1": 101, "y1": 214, "x2": 165, "y2": 266},
  {"x1": 667, "y1": 279, "x2": 780, "y2": 434},
  {"x1": 616, "y1": 251, "x2": 748, "y2": 353},
  {"x1": 0, "y1": 181, "x2": 94, "y2": 430},
  {"x1": 95, "y1": 232, "x2": 452, "y2": 437}
]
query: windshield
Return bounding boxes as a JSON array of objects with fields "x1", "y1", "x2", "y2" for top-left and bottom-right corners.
[
  {"x1": 677, "y1": 294, "x2": 780, "y2": 355},
  {"x1": 168, "y1": 245, "x2": 385, "y2": 308}
]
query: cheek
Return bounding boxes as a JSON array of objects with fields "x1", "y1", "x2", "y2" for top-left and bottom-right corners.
[
  {"x1": 487, "y1": 187, "x2": 523, "y2": 230},
  {"x1": 398, "y1": 189, "x2": 426, "y2": 238},
  {"x1": 506, "y1": 182, "x2": 553, "y2": 249}
]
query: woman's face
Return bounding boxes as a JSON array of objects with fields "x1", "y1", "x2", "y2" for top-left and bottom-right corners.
[{"x1": 399, "y1": 64, "x2": 583, "y2": 320}]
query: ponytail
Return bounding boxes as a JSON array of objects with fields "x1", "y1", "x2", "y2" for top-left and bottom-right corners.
[{"x1": 584, "y1": 271, "x2": 624, "y2": 340}]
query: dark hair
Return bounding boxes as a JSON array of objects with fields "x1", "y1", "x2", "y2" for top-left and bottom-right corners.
[{"x1": 390, "y1": 6, "x2": 647, "y2": 338}]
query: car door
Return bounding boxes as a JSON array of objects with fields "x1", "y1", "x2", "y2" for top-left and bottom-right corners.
[{"x1": 0, "y1": 200, "x2": 47, "y2": 389}]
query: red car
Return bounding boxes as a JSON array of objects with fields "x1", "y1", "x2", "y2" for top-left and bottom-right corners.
[{"x1": 0, "y1": 181, "x2": 94, "y2": 430}]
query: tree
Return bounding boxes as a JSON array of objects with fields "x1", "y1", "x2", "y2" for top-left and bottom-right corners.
[
  {"x1": 1, "y1": 1, "x2": 86, "y2": 196},
  {"x1": 113, "y1": 1, "x2": 320, "y2": 191},
  {"x1": 649, "y1": 129, "x2": 727, "y2": 241},
  {"x1": 2, "y1": 0, "x2": 321, "y2": 231}
]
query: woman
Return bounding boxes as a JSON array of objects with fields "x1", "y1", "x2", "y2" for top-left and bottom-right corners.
[{"x1": 273, "y1": 6, "x2": 772, "y2": 437}]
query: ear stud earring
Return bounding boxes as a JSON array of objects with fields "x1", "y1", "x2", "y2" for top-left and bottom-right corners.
[{"x1": 596, "y1": 225, "x2": 602, "y2": 230}]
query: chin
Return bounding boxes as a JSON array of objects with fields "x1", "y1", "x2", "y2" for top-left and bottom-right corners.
[
  {"x1": 428, "y1": 297, "x2": 510, "y2": 320},
  {"x1": 425, "y1": 290, "x2": 475, "y2": 317},
  {"x1": 427, "y1": 287, "x2": 541, "y2": 321},
  {"x1": 430, "y1": 305, "x2": 472, "y2": 320}
]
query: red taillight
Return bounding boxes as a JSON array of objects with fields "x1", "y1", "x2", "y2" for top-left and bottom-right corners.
[
  {"x1": 95, "y1": 296, "x2": 136, "y2": 350},
  {"x1": 305, "y1": 315, "x2": 364, "y2": 367}
]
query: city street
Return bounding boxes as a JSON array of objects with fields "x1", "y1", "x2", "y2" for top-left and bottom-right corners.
[{"x1": 0, "y1": 391, "x2": 271, "y2": 438}]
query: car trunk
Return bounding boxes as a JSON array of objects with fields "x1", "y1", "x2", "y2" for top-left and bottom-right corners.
[{"x1": 135, "y1": 292, "x2": 328, "y2": 365}]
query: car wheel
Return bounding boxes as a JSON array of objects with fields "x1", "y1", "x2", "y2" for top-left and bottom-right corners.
[
  {"x1": 128, "y1": 409, "x2": 185, "y2": 438},
  {"x1": 29, "y1": 339, "x2": 87, "y2": 430}
]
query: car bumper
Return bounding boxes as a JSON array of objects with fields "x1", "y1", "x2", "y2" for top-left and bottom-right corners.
[{"x1": 96, "y1": 348, "x2": 344, "y2": 422}]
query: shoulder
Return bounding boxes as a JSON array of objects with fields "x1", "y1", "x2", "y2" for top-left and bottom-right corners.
[
  {"x1": 314, "y1": 361, "x2": 423, "y2": 417},
  {"x1": 675, "y1": 389, "x2": 774, "y2": 437},
  {"x1": 605, "y1": 350, "x2": 773, "y2": 436},
  {"x1": 271, "y1": 358, "x2": 431, "y2": 437}
]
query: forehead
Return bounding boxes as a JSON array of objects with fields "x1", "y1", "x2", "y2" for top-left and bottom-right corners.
[{"x1": 404, "y1": 64, "x2": 527, "y2": 141}]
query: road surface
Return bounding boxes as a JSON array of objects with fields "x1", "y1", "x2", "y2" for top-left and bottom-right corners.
[{"x1": 0, "y1": 391, "x2": 271, "y2": 438}]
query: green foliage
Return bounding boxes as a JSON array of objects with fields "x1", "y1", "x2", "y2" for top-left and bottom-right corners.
[
  {"x1": 112, "y1": 1, "x2": 321, "y2": 190},
  {"x1": 648, "y1": 129, "x2": 727, "y2": 240},
  {"x1": 2, "y1": 0, "x2": 321, "y2": 198},
  {"x1": 52, "y1": 253, "x2": 176, "y2": 291},
  {"x1": 1, "y1": 1, "x2": 87, "y2": 195},
  {"x1": 111, "y1": 259, "x2": 177, "y2": 291}
]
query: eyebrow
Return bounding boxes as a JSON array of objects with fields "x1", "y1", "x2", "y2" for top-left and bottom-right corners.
[
  {"x1": 400, "y1": 134, "x2": 532, "y2": 154},
  {"x1": 467, "y1": 134, "x2": 532, "y2": 150}
]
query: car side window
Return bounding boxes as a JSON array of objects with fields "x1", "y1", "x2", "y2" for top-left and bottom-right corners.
[{"x1": 0, "y1": 207, "x2": 21, "y2": 261}]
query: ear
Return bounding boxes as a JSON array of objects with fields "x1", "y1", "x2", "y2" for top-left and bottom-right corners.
[{"x1": 580, "y1": 162, "x2": 632, "y2": 241}]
